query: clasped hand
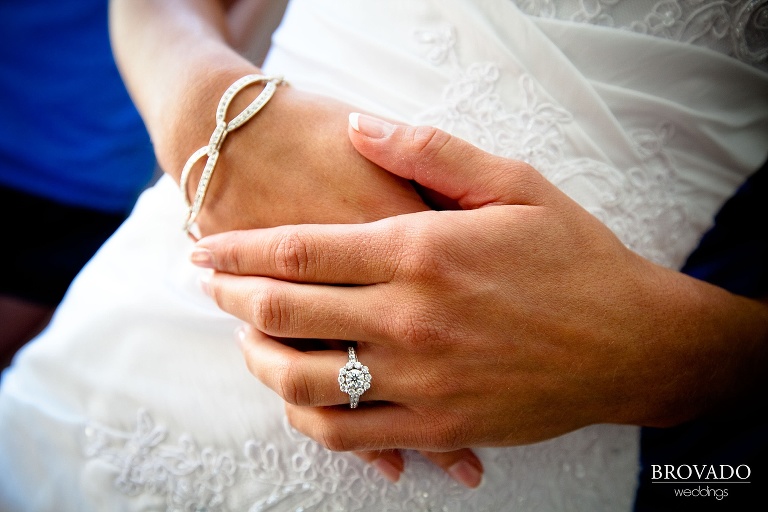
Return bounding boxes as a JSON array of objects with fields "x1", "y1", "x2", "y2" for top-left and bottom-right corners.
[{"x1": 192, "y1": 113, "x2": 708, "y2": 486}]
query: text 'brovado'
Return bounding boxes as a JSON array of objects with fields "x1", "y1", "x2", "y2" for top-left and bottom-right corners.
[{"x1": 652, "y1": 464, "x2": 751, "y2": 481}]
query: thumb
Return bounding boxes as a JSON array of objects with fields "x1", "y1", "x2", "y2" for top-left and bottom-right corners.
[{"x1": 348, "y1": 113, "x2": 544, "y2": 208}]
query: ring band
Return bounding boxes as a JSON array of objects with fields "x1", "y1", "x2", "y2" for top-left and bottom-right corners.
[{"x1": 338, "y1": 346, "x2": 372, "y2": 409}]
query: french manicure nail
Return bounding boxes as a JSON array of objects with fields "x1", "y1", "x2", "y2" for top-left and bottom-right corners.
[
  {"x1": 372, "y1": 459, "x2": 402, "y2": 483},
  {"x1": 448, "y1": 460, "x2": 483, "y2": 488},
  {"x1": 349, "y1": 112, "x2": 395, "y2": 139},
  {"x1": 235, "y1": 325, "x2": 248, "y2": 347},
  {"x1": 198, "y1": 270, "x2": 212, "y2": 296},
  {"x1": 190, "y1": 247, "x2": 216, "y2": 268}
]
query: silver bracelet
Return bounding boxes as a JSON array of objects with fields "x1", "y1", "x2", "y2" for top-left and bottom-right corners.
[{"x1": 180, "y1": 74, "x2": 285, "y2": 238}]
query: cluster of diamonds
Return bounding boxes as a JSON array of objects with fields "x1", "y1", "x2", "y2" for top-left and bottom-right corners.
[{"x1": 338, "y1": 348, "x2": 371, "y2": 407}]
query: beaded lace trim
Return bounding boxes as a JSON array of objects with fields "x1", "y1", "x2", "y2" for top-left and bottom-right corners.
[
  {"x1": 414, "y1": 25, "x2": 695, "y2": 268},
  {"x1": 513, "y1": 0, "x2": 768, "y2": 70},
  {"x1": 84, "y1": 410, "x2": 395, "y2": 512},
  {"x1": 84, "y1": 409, "x2": 634, "y2": 511}
]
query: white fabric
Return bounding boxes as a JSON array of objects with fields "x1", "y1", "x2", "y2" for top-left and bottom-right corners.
[
  {"x1": 2, "y1": 1, "x2": 767, "y2": 511},
  {"x1": 518, "y1": 0, "x2": 768, "y2": 71}
]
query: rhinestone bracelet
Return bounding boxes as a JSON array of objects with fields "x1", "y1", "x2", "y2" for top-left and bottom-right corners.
[{"x1": 180, "y1": 74, "x2": 285, "y2": 238}]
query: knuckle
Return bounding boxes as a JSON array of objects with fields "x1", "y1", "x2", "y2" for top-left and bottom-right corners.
[
  {"x1": 397, "y1": 308, "x2": 434, "y2": 346},
  {"x1": 216, "y1": 243, "x2": 242, "y2": 273},
  {"x1": 512, "y1": 161, "x2": 546, "y2": 195},
  {"x1": 284, "y1": 409, "x2": 359, "y2": 452},
  {"x1": 410, "y1": 125, "x2": 452, "y2": 162},
  {"x1": 430, "y1": 369, "x2": 466, "y2": 400},
  {"x1": 420, "y1": 412, "x2": 468, "y2": 451},
  {"x1": 252, "y1": 285, "x2": 293, "y2": 335},
  {"x1": 272, "y1": 231, "x2": 316, "y2": 279},
  {"x1": 316, "y1": 425, "x2": 350, "y2": 452},
  {"x1": 213, "y1": 232, "x2": 260, "y2": 275},
  {"x1": 398, "y1": 222, "x2": 444, "y2": 281},
  {"x1": 275, "y1": 357, "x2": 312, "y2": 406},
  {"x1": 390, "y1": 304, "x2": 452, "y2": 350}
]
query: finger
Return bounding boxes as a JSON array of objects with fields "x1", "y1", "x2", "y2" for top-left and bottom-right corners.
[
  {"x1": 285, "y1": 402, "x2": 470, "y2": 454},
  {"x1": 353, "y1": 450, "x2": 404, "y2": 483},
  {"x1": 236, "y1": 325, "x2": 384, "y2": 407},
  {"x1": 192, "y1": 222, "x2": 399, "y2": 283},
  {"x1": 205, "y1": 272, "x2": 386, "y2": 342},
  {"x1": 418, "y1": 449, "x2": 484, "y2": 488},
  {"x1": 354, "y1": 448, "x2": 483, "y2": 487},
  {"x1": 348, "y1": 112, "x2": 547, "y2": 208}
]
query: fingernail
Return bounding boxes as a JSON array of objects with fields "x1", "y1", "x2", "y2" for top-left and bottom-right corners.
[
  {"x1": 235, "y1": 325, "x2": 248, "y2": 347},
  {"x1": 190, "y1": 247, "x2": 216, "y2": 268},
  {"x1": 349, "y1": 112, "x2": 395, "y2": 139},
  {"x1": 372, "y1": 459, "x2": 402, "y2": 483},
  {"x1": 198, "y1": 270, "x2": 212, "y2": 296},
  {"x1": 448, "y1": 460, "x2": 483, "y2": 488}
]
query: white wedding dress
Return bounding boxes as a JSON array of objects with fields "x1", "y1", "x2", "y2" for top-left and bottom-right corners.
[{"x1": 2, "y1": 1, "x2": 767, "y2": 511}]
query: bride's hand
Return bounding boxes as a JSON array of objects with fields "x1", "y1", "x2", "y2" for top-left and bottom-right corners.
[
  {"x1": 111, "y1": 0, "x2": 482, "y2": 489},
  {"x1": 169, "y1": 78, "x2": 488, "y2": 482},
  {"x1": 164, "y1": 79, "x2": 429, "y2": 236},
  {"x1": 110, "y1": 0, "x2": 427, "y2": 235},
  {"x1": 193, "y1": 115, "x2": 768, "y2": 453},
  {"x1": 176, "y1": 79, "x2": 493, "y2": 481}
]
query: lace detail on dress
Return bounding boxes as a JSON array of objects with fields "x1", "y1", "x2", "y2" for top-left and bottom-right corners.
[
  {"x1": 85, "y1": 410, "x2": 239, "y2": 511},
  {"x1": 83, "y1": 409, "x2": 475, "y2": 512},
  {"x1": 415, "y1": 27, "x2": 573, "y2": 164},
  {"x1": 514, "y1": 0, "x2": 768, "y2": 70},
  {"x1": 83, "y1": 408, "x2": 637, "y2": 511},
  {"x1": 414, "y1": 26, "x2": 693, "y2": 267}
]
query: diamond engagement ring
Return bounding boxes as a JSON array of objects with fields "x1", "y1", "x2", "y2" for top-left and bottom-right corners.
[{"x1": 338, "y1": 347, "x2": 371, "y2": 409}]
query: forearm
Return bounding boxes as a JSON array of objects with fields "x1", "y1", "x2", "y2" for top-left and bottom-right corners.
[
  {"x1": 636, "y1": 269, "x2": 768, "y2": 427},
  {"x1": 110, "y1": 1, "x2": 427, "y2": 237},
  {"x1": 109, "y1": 0, "x2": 259, "y2": 178}
]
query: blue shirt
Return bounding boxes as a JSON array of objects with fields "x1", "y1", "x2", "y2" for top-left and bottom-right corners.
[{"x1": 0, "y1": 1, "x2": 156, "y2": 213}]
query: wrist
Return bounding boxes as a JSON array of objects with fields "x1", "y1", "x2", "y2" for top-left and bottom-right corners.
[
  {"x1": 180, "y1": 73, "x2": 286, "y2": 238},
  {"x1": 619, "y1": 265, "x2": 768, "y2": 428},
  {"x1": 153, "y1": 58, "x2": 264, "y2": 180}
]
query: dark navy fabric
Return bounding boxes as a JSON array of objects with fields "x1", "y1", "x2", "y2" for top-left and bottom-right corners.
[
  {"x1": 0, "y1": 1, "x2": 155, "y2": 214},
  {"x1": 0, "y1": 183, "x2": 128, "y2": 305},
  {"x1": 635, "y1": 159, "x2": 768, "y2": 511},
  {"x1": 681, "y1": 166, "x2": 768, "y2": 300}
]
